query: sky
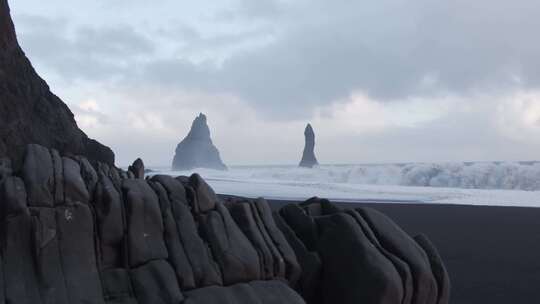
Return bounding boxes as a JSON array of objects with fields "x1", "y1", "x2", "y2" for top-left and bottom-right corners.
[{"x1": 8, "y1": 0, "x2": 540, "y2": 166}]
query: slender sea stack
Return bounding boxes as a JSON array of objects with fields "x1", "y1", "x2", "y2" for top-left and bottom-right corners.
[
  {"x1": 172, "y1": 113, "x2": 227, "y2": 171},
  {"x1": 299, "y1": 123, "x2": 319, "y2": 168},
  {"x1": 0, "y1": 0, "x2": 114, "y2": 168}
]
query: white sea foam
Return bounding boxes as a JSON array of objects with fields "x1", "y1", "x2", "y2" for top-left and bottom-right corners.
[{"x1": 149, "y1": 162, "x2": 540, "y2": 207}]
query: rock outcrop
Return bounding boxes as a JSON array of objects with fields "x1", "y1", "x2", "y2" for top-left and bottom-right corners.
[
  {"x1": 128, "y1": 158, "x2": 145, "y2": 179},
  {"x1": 299, "y1": 124, "x2": 318, "y2": 168},
  {"x1": 0, "y1": 0, "x2": 114, "y2": 169},
  {"x1": 0, "y1": 144, "x2": 450, "y2": 304},
  {"x1": 172, "y1": 113, "x2": 227, "y2": 171}
]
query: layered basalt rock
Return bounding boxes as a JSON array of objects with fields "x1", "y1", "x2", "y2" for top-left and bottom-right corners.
[
  {"x1": 276, "y1": 198, "x2": 451, "y2": 304},
  {"x1": 299, "y1": 124, "x2": 318, "y2": 168},
  {"x1": 0, "y1": 144, "x2": 450, "y2": 304},
  {"x1": 128, "y1": 158, "x2": 145, "y2": 179},
  {"x1": 0, "y1": 0, "x2": 114, "y2": 169},
  {"x1": 172, "y1": 114, "x2": 227, "y2": 171}
]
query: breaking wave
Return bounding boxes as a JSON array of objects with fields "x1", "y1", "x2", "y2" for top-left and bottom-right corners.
[
  {"x1": 257, "y1": 162, "x2": 540, "y2": 191},
  {"x1": 163, "y1": 162, "x2": 540, "y2": 191}
]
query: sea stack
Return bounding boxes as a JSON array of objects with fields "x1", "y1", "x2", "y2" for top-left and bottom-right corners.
[
  {"x1": 172, "y1": 113, "x2": 227, "y2": 171},
  {"x1": 299, "y1": 123, "x2": 319, "y2": 168},
  {"x1": 0, "y1": 0, "x2": 114, "y2": 168}
]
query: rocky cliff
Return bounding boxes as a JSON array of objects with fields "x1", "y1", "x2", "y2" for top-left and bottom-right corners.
[
  {"x1": 0, "y1": 144, "x2": 450, "y2": 304},
  {"x1": 299, "y1": 124, "x2": 318, "y2": 168},
  {"x1": 0, "y1": 0, "x2": 114, "y2": 169},
  {"x1": 172, "y1": 113, "x2": 227, "y2": 171}
]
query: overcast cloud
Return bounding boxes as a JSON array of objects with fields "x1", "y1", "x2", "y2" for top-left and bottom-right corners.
[{"x1": 8, "y1": 0, "x2": 540, "y2": 166}]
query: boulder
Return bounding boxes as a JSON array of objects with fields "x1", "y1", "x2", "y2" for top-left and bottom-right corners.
[
  {"x1": 151, "y1": 175, "x2": 222, "y2": 288},
  {"x1": 93, "y1": 172, "x2": 126, "y2": 269},
  {"x1": 188, "y1": 173, "x2": 218, "y2": 213},
  {"x1": 273, "y1": 210, "x2": 322, "y2": 304},
  {"x1": 253, "y1": 198, "x2": 301, "y2": 285},
  {"x1": 228, "y1": 200, "x2": 279, "y2": 280},
  {"x1": 130, "y1": 260, "x2": 184, "y2": 304},
  {"x1": 356, "y1": 208, "x2": 438, "y2": 304},
  {"x1": 121, "y1": 179, "x2": 168, "y2": 267},
  {"x1": 315, "y1": 213, "x2": 404, "y2": 304},
  {"x1": 172, "y1": 113, "x2": 227, "y2": 171},
  {"x1": 346, "y1": 210, "x2": 414, "y2": 304},
  {"x1": 200, "y1": 203, "x2": 261, "y2": 285},
  {"x1": 414, "y1": 235, "x2": 451, "y2": 304},
  {"x1": 149, "y1": 180, "x2": 196, "y2": 290}
]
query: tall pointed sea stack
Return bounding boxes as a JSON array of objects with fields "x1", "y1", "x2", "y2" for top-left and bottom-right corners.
[
  {"x1": 0, "y1": 0, "x2": 114, "y2": 168},
  {"x1": 299, "y1": 123, "x2": 319, "y2": 168},
  {"x1": 172, "y1": 113, "x2": 227, "y2": 170}
]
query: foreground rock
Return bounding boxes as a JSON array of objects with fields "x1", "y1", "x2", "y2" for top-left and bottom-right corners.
[
  {"x1": 0, "y1": 0, "x2": 114, "y2": 169},
  {"x1": 299, "y1": 124, "x2": 319, "y2": 168},
  {"x1": 0, "y1": 143, "x2": 450, "y2": 304},
  {"x1": 128, "y1": 158, "x2": 145, "y2": 179},
  {"x1": 172, "y1": 113, "x2": 227, "y2": 171}
]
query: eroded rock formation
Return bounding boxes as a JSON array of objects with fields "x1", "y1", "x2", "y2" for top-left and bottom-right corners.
[
  {"x1": 0, "y1": 144, "x2": 450, "y2": 304},
  {"x1": 299, "y1": 124, "x2": 318, "y2": 168},
  {"x1": 128, "y1": 158, "x2": 145, "y2": 179},
  {"x1": 0, "y1": 0, "x2": 114, "y2": 169},
  {"x1": 172, "y1": 113, "x2": 227, "y2": 171}
]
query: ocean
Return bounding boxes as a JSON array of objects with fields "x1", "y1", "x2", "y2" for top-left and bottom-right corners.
[{"x1": 149, "y1": 162, "x2": 540, "y2": 207}]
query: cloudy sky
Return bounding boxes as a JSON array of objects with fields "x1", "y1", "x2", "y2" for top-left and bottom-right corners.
[{"x1": 9, "y1": 0, "x2": 540, "y2": 166}]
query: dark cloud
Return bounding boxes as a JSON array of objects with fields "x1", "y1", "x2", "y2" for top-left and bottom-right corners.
[
  {"x1": 214, "y1": 0, "x2": 283, "y2": 21},
  {"x1": 14, "y1": 0, "x2": 540, "y2": 119},
  {"x1": 132, "y1": 0, "x2": 540, "y2": 119},
  {"x1": 156, "y1": 23, "x2": 273, "y2": 53},
  {"x1": 14, "y1": 14, "x2": 154, "y2": 81},
  {"x1": 322, "y1": 106, "x2": 538, "y2": 164}
]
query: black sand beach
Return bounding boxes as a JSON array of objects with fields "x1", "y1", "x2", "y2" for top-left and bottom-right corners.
[{"x1": 267, "y1": 200, "x2": 540, "y2": 304}]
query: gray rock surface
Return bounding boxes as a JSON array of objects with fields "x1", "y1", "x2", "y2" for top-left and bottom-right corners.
[
  {"x1": 172, "y1": 113, "x2": 226, "y2": 171},
  {"x1": 128, "y1": 158, "x2": 145, "y2": 179},
  {"x1": 0, "y1": 0, "x2": 114, "y2": 169},
  {"x1": 299, "y1": 124, "x2": 319, "y2": 168},
  {"x1": 0, "y1": 144, "x2": 449, "y2": 304}
]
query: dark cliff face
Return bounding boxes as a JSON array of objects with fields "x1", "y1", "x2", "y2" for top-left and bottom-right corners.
[
  {"x1": 172, "y1": 113, "x2": 227, "y2": 171},
  {"x1": 0, "y1": 144, "x2": 450, "y2": 304},
  {"x1": 299, "y1": 123, "x2": 319, "y2": 168},
  {"x1": 0, "y1": 0, "x2": 114, "y2": 168}
]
